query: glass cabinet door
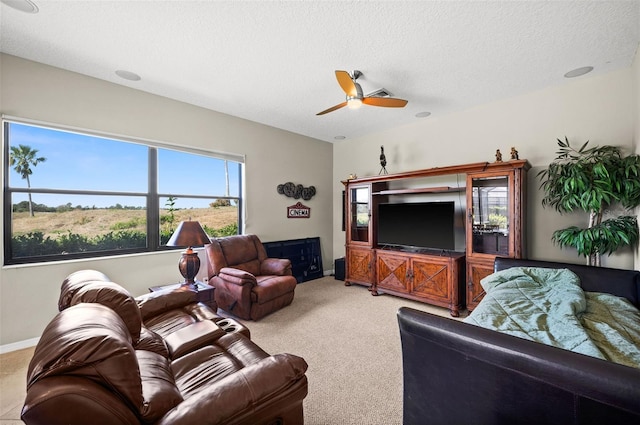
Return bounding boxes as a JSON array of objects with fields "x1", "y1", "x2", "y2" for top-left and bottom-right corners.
[
  {"x1": 470, "y1": 176, "x2": 509, "y2": 255},
  {"x1": 350, "y1": 186, "x2": 370, "y2": 243}
]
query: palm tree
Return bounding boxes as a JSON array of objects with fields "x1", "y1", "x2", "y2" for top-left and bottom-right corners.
[{"x1": 9, "y1": 144, "x2": 46, "y2": 217}]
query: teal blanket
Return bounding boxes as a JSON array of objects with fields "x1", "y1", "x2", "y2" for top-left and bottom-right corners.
[{"x1": 464, "y1": 267, "x2": 640, "y2": 368}]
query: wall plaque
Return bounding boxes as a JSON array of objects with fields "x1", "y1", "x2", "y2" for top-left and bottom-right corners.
[{"x1": 287, "y1": 202, "x2": 310, "y2": 218}]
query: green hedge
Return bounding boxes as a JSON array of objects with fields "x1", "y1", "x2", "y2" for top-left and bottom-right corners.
[{"x1": 12, "y1": 223, "x2": 238, "y2": 258}]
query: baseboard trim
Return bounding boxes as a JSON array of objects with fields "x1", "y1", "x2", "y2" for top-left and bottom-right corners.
[{"x1": 0, "y1": 337, "x2": 39, "y2": 354}]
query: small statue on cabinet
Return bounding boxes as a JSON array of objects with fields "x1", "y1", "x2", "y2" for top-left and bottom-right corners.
[
  {"x1": 379, "y1": 145, "x2": 388, "y2": 175},
  {"x1": 495, "y1": 149, "x2": 503, "y2": 162},
  {"x1": 510, "y1": 146, "x2": 519, "y2": 160}
]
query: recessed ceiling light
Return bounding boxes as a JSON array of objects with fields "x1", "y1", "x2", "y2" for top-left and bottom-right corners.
[
  {"x1": 115, "y1": 70, "x2": 141, "y2": 81},
  {"x1": 564, "y1": 66, "x2": 593, "y2": 78},
  {"x1": 334, "y1": 136, "x2": 346, "y2": 140},
  {"x1": 415, "y1": 111, "x2": 431, "y2": 118},
  {"x1": 1, "y1": 0, "x2": 39, "y2": 13}
]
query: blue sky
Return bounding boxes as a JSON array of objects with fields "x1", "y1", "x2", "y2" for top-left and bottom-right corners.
[{"x1": 7, "y1": 122, "x2": 240, "y2": 209}]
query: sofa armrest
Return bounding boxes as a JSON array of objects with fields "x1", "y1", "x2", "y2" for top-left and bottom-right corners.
[
  {"x1": 136, "y1": 288, "x2": 198, "y2": 321},
  {"x1": 156, "y1": 353, "x2": 308, "y2": 425},
  {"x1": 22, "y1": 375, "x2": 140, "y2": 425},
  {"x1": 260, "y1": 258, "x2": 292, "y2": 276},
  {"x1": 218, "y1": 267, "x2": 258, "y2": 286},
  {"x1": 398, "y1": 306, "x2": 640, "y2": 424}
]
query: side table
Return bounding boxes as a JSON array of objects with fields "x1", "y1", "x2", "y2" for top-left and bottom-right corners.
[{"x1": 148, "y1": 281, "x2": 216, "y2": 310}]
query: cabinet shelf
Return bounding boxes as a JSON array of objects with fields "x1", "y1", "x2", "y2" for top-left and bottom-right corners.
[{"x1": 372, "y1": 186, "x2": 465, "y2": 196}]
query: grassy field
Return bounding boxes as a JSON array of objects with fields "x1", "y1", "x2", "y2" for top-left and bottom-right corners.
[{"x1": 12, "y1": 206, "x2": 238, "y2": 238}]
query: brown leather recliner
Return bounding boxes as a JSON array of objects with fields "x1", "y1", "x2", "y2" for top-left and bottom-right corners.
[
  {"x1": 57, "y1": 269, "x2": 251, "y2": 341},
  {"x1": 205, "y1": 234, "x2": 297, "y2": 320},
  {"x1": 21, "y1": 271, "x2": 308, "y2": 425}
]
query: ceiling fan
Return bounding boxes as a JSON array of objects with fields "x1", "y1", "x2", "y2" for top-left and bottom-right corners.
[{"x1": 316, "y1": 70, "x2": 408, "y2": 116}]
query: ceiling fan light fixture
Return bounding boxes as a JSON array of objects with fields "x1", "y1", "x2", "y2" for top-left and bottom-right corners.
[
  {"x1": 347, "y1": 97, "x2": 363, "y2": 109},
  {"x1": 316, "y1": 69, "x2": 407, "y2": 115}
]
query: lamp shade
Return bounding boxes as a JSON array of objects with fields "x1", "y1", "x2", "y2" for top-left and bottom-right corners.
[
  {"x1": 167, "y1": 221, "x2": 210, "y2": 285},
  {"x1": 167, "y1": 221, "x2": 210, "y2": 248}
]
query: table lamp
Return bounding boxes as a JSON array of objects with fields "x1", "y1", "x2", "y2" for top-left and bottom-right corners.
[{"x1": 167, "y1": 220, "x2": 211, "y2": 285}]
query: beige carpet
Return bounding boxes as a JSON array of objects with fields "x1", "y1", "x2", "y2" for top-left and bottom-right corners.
[
  {"x1": 0, "y1": 276, "x2": 462, "y2": 425},
  {"x1": 248, "y1": 276, "x2": 462, "y2": 425}
]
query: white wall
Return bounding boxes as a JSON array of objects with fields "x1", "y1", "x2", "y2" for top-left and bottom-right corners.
[
  {"x1": 3, "y1": 49, "x2": 640, "y2": 349},
  {"x1": 0, "y1": 54, "x2": 333, "y2": 348},
  {"x1": 333, "y1": 66, "x2": 637, "y2": 271}
]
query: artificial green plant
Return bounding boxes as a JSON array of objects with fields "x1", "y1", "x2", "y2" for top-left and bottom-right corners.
[{"x1": 537, "y1": 137, "x2": 640, "y2": 266}]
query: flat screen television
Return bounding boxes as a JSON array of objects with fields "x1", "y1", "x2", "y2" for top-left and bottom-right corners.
[{"x1": 377, "y1": 201, "x2": 456, "y2": 251}]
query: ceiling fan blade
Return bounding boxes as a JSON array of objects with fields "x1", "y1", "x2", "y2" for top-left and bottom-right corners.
[
  {"x1": 335, "y1": 70, "x2": 357, "y2": 97},
  {"x1": 316, "y1": 101, "x2": 348, "y2": 116},
  {"x1": 363, "y1": 97, "x2": 408, "y2": 108}
]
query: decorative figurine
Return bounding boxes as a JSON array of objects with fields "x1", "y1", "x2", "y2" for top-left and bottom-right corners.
[
  {"x1": 379, "y1": 145, "x2": 388, "y2": 175},
  {"x1": 510, "y1": 146, "x2": 519, "y2": 160},
  {"x1": 495, "y1": 149, "x2": 503, "y2": 162}
]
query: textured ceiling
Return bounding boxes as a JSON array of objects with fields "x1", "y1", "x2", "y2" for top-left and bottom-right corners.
[{"x1": 1, "y1": 1, "x2": 639, "y2": 143}]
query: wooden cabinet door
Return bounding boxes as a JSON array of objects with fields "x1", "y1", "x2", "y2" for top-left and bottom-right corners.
[
  {"x1": 466, "y1": 171, "x2": 514, "y2": 259},
  {"x1": 466, "y1": 260, "x2": 494, "y2": 311},
  {"x1": 376, "y1": 251, "x2": 409, "y2": 293},
  {"x1": 410, "y1": 256, "x2": 451, "y2": 301},
  {"x1": 347, "y1": 185, "x2": 372, "y2": 246},
  {"x1": 346, "y1": 247, "x2": 374, "y2": 285}
]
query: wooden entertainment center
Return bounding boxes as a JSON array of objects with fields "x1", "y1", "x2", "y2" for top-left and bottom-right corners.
[{"x1": 343, "y1": 159, "x2": 529, "y2": 316}]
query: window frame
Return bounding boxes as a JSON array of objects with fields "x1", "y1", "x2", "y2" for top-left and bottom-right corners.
[{"x1": 2, "y1": 116, "x2": 244, "y2": 265}]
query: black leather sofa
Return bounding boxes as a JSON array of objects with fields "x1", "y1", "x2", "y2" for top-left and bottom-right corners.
[{"x1": 397, "y1": 257, "x2": 640, "y2": 425}]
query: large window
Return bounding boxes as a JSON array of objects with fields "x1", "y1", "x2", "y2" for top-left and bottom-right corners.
[{"x1": 3, "y1": 118, "x2": 243, "y2": 265}]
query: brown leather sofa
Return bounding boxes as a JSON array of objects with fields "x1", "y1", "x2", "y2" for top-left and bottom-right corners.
[
  {"x1": 205, "y1": 234, "x2": 298, "y2": 320},
  {"x1": 398, "y1": 258, "x2": 640, "y2": 425},
  {"x1": 21, "y1": 270, "x2": 308, "y2": 425}
]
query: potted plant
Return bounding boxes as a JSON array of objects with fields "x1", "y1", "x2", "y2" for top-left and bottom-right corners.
[{"x1": 537, "y1": 137, "x2": 640, "y2": 266}]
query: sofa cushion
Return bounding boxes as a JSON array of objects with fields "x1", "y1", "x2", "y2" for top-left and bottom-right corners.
[
  {"x1": 228, "y1": 259, "x2": 262, "y2": 277},
  {"x1": 219, "y1": 267, "x2": 258, "y2": 286},
  {"x1": 261, "y1": 258, "x2": 293, "y2": 276},
  {"x1": 171, "y1": 345, "x2": 240, "y2": 398},
  {"x1": 136, "y1": 350, "x2": 183, "y2": 423},
  {"x1": 26, "y1": 304, "x2": 144, "y2": 411},
  {"x1": 218, "y1": 235, "x2": 262, "y2": 275},
  {"x1": 136, "y1": 327, "x2": 170, "y2": 358},
  {"x1": 253, "y1": 275, "x2": 298, "y2": 304},
  {"x1": 171, "y1": 333, "x2": 268, "y2": 398},
  {"x1": 136, "y1": 287, "x2": 198, "y2": 321},
  {"x1": 155, "y1": 355, "x2": 308, "y2": 425},
  {"x1": 70, "y1": 281, "x2": 142, "y2": 343},
  {"x1": 182, "y1": 303, "x2": 220, "y2": 322},
  {"x1": 494, "y1": 257, "x2": 640, "y2": 307},
  {"x1": 58, "y1": 269, "x2": 111, "y2": 310},
  {"x1": 143, "y1": 309, "x2": 197, "y2": 339},
  {"x1": 216, "y1": 333, "x2": 269, "y2": 365}
]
